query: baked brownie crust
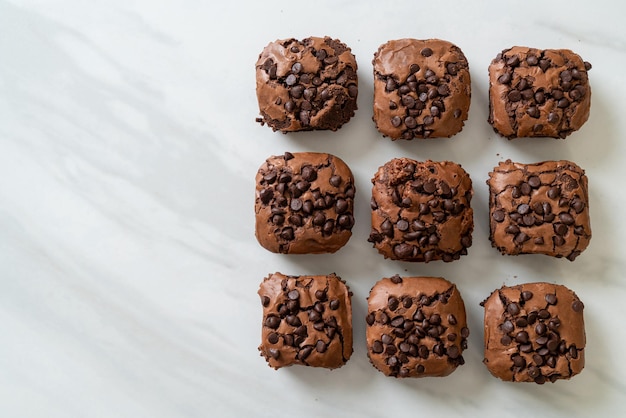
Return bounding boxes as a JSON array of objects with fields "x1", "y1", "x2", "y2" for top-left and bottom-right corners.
[
  {"x1": 373, "y1": 38, "x2": 470, "y2": 139},
  {"x1": 256, "y1": 37, "x2": 358, "y2": 132},
  {"x1": 488, "y1": 47, "x2": 591, "y2": 139},
  {"x1": 258, "y1": 272, "x2": 353, "y2": 369},
  {"x1": 481, "y1": 282, "x2": 585, "y2": 383},
  {"x1": 366, "y1": 276, "x2": 469, "y2": 377},
  {"x1": 255, "y1": 152, "x2": 355, "y2": 254},
  {"x1": 368, "y1": 158, "x2": 473, "y2": 262},
  {"x1": 488, "y1": 160, "x2": 591, "y2": 261}
]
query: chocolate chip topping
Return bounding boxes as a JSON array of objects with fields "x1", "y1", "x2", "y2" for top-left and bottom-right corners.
[
  {"x1": 367, "y1": 276, "x2": 468, "y2": 378},
  {"x1": 369, "y1": 158, "x2": 473, "y2": 262},
  {"x1": 256, "y1": 152, "x2": 356, "y2": 254},
  {"x1": 258, "y1": 272, "x2": 353, "y2": 369},
  {"x1": 373, "y1": 39, "x2": 471, "y2": 139},
  {"x1": 256, "y1": 37, "x2": 358, "y2": 132},
  {"x1": 488, "y1": 46, "x2": 591, "y2": 139},
  {"x1": 488, "y1": 160, "x2": 591, "y2": 261},
  {"x1": 482, "y1": 283, "x2": 586, "y2": 383}
]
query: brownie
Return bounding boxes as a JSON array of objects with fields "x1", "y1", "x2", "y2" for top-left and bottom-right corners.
[
  {"x1": 368, "y1": 158, "x2": 473, "y2": 262},
  {"x1": 258, "y1": 272, "x2": 353, "y2": 369},
  {"x1": 372, "y1": 38, "x2": 471, "y2": 139},
  {"x1": 255, "y1": 152, "x2": 355, "y2": 254},
  {"x1": 488, "y1": 46, "x2": 592, "y2": 139},
  {"x1": 366, "y1": 275, "x2": 469, "y2": 377},
  {"x1": 488, "y1": 159, "x2": 591, "y2": 261},
  {"x1": 481, "y1": 282, "x2": 586, "y2": 384},
  {"x1": 255, "y1": 37, "x2": 358, "y2": 132}
]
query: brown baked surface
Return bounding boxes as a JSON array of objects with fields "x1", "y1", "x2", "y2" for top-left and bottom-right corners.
[
  {"x1": 258, "y1": 272, "x2": 353, "y2": 369},
  {"x1": 366, "y1": 276, "x2": 469, "y2": 377},
  {"x1": 481, "y1": 282, "x2": 585, "y2": 383},
  {"x1": 488, "y1": 46, "x2": 591, "y2": 139},
  {"x1": 255, "y1": 152, "x2": 355, "y2": 254},
  {"x1": 487, "y1": 159, "x2": 591, "y2": 261},
  {"x1": 256, "y1": 37, "x2": 358, "y2": 132},
  {"x1": 373, "y1": 38, "x2": 470, "y2": 139},
  {"x1": 368, "y1": 158, "x2": 473, "y2": 262}
]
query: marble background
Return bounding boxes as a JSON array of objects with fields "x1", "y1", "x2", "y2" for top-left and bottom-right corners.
[{"x1": 1, "y1": 0, "x2": 625, "y2": 416}]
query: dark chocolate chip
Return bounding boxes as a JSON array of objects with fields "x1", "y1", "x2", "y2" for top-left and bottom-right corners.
[
  {"x1": 572, "y1": 300, "x2": 584, "y2": 312},
  {"x1": 506, "y1": 55, "x2": 520, "y2": 67},
  {"x1": 508, "y1": 90, "x2": 522, "y2": 102},
  {"x1": 512, "y1": 354, "x2": 526, "y2": 368},
  {"x1": 498, "y1": 73, "x2": 512, "y2": 84},
  {"x1": 420, "y1": 47, "x2": 433, "y2": 57},
  {"x1": 388, "y1": 296, "x2": 399, "y2": 311},
  {"x1": 507, "y1": 303, "x2": 520, "y2": 316},
  {"x1": 265, "y1": 315, "x2": 280, "y2": 329},
  {"x1": 329, "y1": 299, "x2": 340, "y2": 310},
  {"x1": 545, "y1": 293, "x2": 557, "y2": 305},
  {"x1": 372, "y1": 340, "x2": 384, "y2": 354},
  {"x1": 521, "y1": 290, "x2": 534, "y2": 302}
]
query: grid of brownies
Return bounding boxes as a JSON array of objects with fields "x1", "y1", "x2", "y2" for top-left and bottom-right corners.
[{"x1": 254, "y1": 37, "x2": 592, "y2": 383}]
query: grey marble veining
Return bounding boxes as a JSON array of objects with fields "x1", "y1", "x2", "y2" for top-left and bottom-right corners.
[{"x1": 2, "y1": 0, "x2": 626, "y2": 416}]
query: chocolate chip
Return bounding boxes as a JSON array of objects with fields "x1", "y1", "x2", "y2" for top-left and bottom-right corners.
[
  {"x1": 512, "y1": 354, "x2": 526, "y2": 368},
  {"x1": 372, "y1": 340, "x2": 384, "y2": 354},
  {"x1": 535, "y1": 322, "x2": 548, "y2": 335},
  {"x1": 329, "y1": 299, "x2": 340, "y2": 310},
  {"x1": 447, "y1": 314, "x2": 457, "y2": 325},
  {"x1": 538, "y1": 309, "x2": 551, "y2": 319},
  {"x1": 498, "y1": 73, "x2": 512, "y2": 84},
  {"x1": 521, "y1": 290, "x2": 534, "y2": 302},
  {"x1": 388, "y1": 296, "x2": 399, "y2": 311},
  {"x1": 558, "y1": 212, "x2": 575, "y2": 225},
  {"x1": 506, "y1": 55, "x2": 520, "y2": 67},
  {"x1": 545, "y1": 293, "x2": 557, "y2": 305},
  {"x1": 526, "y1": 106, "x2": 540, "y2": 118},
  {"x1": 391, "y1": 116, "x2": 402, "y2": 127},
  {"x1": 298, "y1": 346, "x2": 313, "y2": 360},
  {"x1": 514, "y1": 232, "x2": 530, "y2": 243},
  {"x1": 539, "y1": 59, "x2": 550, "y2": 72},
  {"x1": 315, "y1": 340, "x2": 327, "y2": 353},
  {"x1": 517, "y1": 204, "x2": 530, "y2": 215},
  {"x1": 508, "y1": 90, "x2": 522, "y2": 102},
  {"x1": 507, "y1": 303, "x2": 520, "y2": 316},
  {"x1": 572, "y1": 300, "x2": 584, "y2": 312},
  {"x1": 404, "y1": 116, "x2": 417, "y2": 129},
  {"x1": 557, "y1": 98, "x2": 570, "y2": 108},
  {"x1": 386, "y1": 78, "x2": 397, "y2": 92},
  {"x1": 420, "y1": 47, "x2": 433, "y2": 57},
  {"x1": 265, "y1": 315, "x2": 280, "y2": 329},
  {"x1": 460, "y1": 327, "x2": 470, "y2": 338},
  {"x1": 515, "y1": 331, "x2": 529, "y2": 344}
]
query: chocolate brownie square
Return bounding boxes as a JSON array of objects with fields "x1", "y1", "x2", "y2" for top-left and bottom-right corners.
[
  {"x1": 368, "y1": 158, "x2": 473, "y2": 262},
  {"x1": 258, "y1": 272, "x2": 353, "y2": 369},
  {"x1": 255, "y1": 36, "x2": 358, "y2": 132},
  {"x1": 488, "y1": 46, "x2": 592, "y2": 139},
  {"x1": 255, "y1": 152, "x2": 355, "y2": 254},
  {"x1": 488, "y1": 160, "x2": 591, "y2": 261},
  {"x1": 372, "y1": 38, "x2": 471, "y2": 139},
  {"x1": 481, "y1": 282, "x2": 586, "y2": 383},
  {"x1": 366, "y1": 275, "x2": 469, "y2": 377}
]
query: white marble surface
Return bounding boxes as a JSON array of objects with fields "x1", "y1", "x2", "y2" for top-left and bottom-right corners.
[{"x1": 1, "y1": 0, "x2": 626, "y2": 416}]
